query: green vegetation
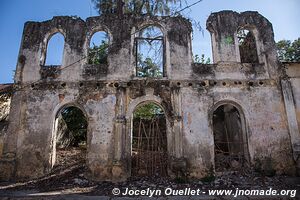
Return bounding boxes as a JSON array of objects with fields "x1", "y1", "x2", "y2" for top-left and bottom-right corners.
[
  {"x1": 137, "y1": 57, "x2": 163, "y2": 77},
  {"x1": 276, "y1": 38, "x2": 300, "y2": 62},
  {"x1": 194, "y1": 54, "x2": 211, "y2": 64},
  {"x1": 61, "y1": 107, "x2": 87, "y2": 146},
  {"x1": 88, "y1": 40, "x2": 109, "y2": 64},
  {"x1": 92, "y1": 0, "x2": 182, "y2": 16},
  {"x1": 133, "y1": 103, "x2": 163, "y2": 120}
]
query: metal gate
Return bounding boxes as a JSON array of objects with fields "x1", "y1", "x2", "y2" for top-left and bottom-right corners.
[{"x1": 131, "y1": 116, "x2": 168, "y2": 177}]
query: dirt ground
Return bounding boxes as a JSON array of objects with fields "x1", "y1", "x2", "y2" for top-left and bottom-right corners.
[{"x1": 0, "y1": 147, "x2": 299, "y2": 197}]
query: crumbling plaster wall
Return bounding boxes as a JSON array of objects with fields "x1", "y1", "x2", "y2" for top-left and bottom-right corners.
[
  {"x1": 285, "y1": 62, "x2": 300, "y2": 131},
  {"x1": 180, "y1": 80, "x2": 293, "y2": 177},
  {"x1": 0, "y1": 86, "x2": 12, "y2": 157},
  {"x1": 282, "y1": 62, "x2": 300, "y2": 170},
  {"x1": 14, "y1": 15, "x2": 193, "y2": 84},
  {"x1": 0, "y1": 11, "x2": 296, "y2": 181},
  {"x1": 206, "y1": 11, "x2": 281, "y2": 79}
]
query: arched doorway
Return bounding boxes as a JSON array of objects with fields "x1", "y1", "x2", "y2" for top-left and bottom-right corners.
[
  {"x1": 212, "y1": 103, "x2": 249, "y2": 171},
  {"x1": 131, "y1": 102, "x2": 168, "y2": 177},
  {"x1": 51, "y1": 106, "x2": 88, "y2": 170}
]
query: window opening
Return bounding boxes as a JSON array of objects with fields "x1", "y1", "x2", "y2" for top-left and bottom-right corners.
[
  {"x1": 88, "y1": 31, "x2": 109, "y2": 64},
  {"x1": 237, "y1": 29, "x2": 259, "y2": 63},
  {"x1": 135, "y1": 26, "x2": 164, "y2": 77},
  {"x1": 45, "y1": 32, "x2": 65, "y2": 66}
]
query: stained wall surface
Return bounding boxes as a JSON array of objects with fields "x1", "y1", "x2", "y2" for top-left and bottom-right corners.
[{"x1": 0, "y1": 11, "x2": 299, "y2": 181}]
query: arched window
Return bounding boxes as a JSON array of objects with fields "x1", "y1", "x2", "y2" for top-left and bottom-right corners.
[
  {"x1": 88, "y1": 31, "x2": 109, "y2": 65},
  {"x1": 45, "y1": 32, "x2": 65, "y2": 66},
  {"x1": 135, "y1": 26, "x2": 164, "y2": 77},
  {"x1": 237, "y1": 29, "x2": 259, "y2": 63}
]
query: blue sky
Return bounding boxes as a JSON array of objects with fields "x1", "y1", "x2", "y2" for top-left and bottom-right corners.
[{"x1": 0, "y1": 0, "x2": 299, "y2": 83}]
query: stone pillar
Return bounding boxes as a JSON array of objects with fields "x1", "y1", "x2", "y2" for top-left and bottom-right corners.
[
  {"x1": 112, "y1": 87, "x2": 127, "y2": 181},
  {"x1": 172, "y1": 89, "x2": 183, "y2": 158},
  {"x1": 281, "y1": 78, "x2": 300, "y2": 173},
  {"x1": 0, "y1": 88, "x2": 24, "y2": 181}
]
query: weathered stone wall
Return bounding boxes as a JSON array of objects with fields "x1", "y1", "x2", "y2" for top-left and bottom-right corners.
[
  {"x1": 0, "y1": 85, "x2": 12, "y2": 159},
  {"x1": 14, "y1": 15, "x2": 192, "y2": 84},
  {"x1": 285, "y1": 62, "x2": 300, "y2": 130},
  {"x1": 206, "y1": 11, "x2": 281, "y2": 79},
  {"x1": 0, "y1": 11, "x2": 297, "y2": 181},
  {"x1": 282, "y1": 62, "x2": 300, "y2": 171}
]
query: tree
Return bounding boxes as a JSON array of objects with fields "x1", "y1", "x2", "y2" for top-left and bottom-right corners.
[
  {"x1": 276, "y1": 38, "x2": 300, "y2": 62},
  {"x1": 92, "y1": 0, "x2": 182, "y2": 16},
  {"x1": 134, "y1": 103, "x2": 163, "y2": 120},
  {"x1": 58, "y1": 107, "x2": 88, "y2": 147},
  {"x1": 137, "y1": 56, "x2": 163, "y2": 77},
  {"x1": 194, "y1": 54, "x2": 211, "y2": 64},
  {"x1": 88, "y1": 40, "x2": 109, "y2": 64}
]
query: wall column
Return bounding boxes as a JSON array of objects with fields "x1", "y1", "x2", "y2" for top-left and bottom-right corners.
[
  {"x1": 171, "y1": 89, "x2": 183, "y2": 158},
  {"x1": 281, "y1": 78, "x2": 300, "y2": 172},
  {"x1": 112, "y1": 87, "x2": 127, "y2": 181}
]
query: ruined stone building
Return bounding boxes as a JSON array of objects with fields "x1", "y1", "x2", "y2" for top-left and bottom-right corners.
[{"x1": 0, "y1": 10, "x2": 299, "y2": 182}]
